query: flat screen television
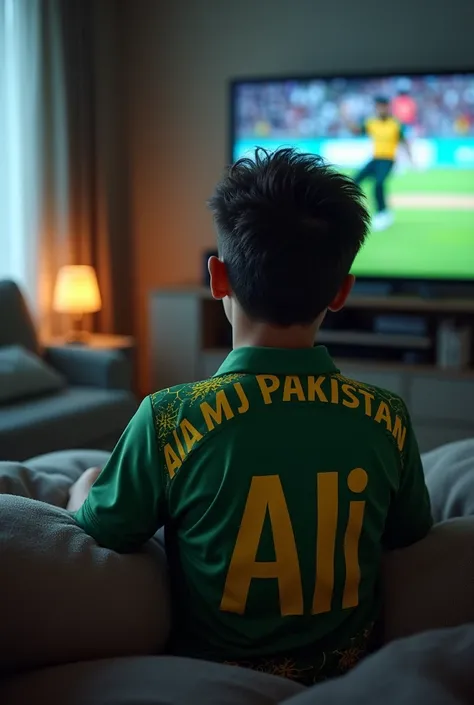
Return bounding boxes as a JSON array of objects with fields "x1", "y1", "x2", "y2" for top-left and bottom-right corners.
[{"x1": 230, "y1": 71, "x2": 474, "y2": 282}]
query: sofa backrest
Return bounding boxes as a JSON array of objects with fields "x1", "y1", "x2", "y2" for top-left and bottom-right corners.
[{"x1": 0, "y1": 280, "x2": 39, "y2": 354}]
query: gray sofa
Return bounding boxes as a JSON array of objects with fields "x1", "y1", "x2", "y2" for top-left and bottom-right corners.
[
  {"x1": 0, "y1": 280, "x2": 136, "y2": 461},
  {"x1": 0, "y1": 440, "x2": 473, "y2": 704}
]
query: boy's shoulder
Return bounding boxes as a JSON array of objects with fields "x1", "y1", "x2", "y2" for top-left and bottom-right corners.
[
  {"x1": 150, "y1": 372, "x2": 247, "y2": 414},
  {"x1": 334, "y1": 372, "x2": 409, "y2": 418},
  {"x1": 333, "y1": 371, "x2": 411, "y2": 453},
  {"x1": 148, "y1": 373, "x2": 248, "y2": 455}
]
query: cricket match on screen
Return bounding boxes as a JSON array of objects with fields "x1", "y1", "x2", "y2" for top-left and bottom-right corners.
[{"x1": 232, "y1": 73, "x2": 474, "y2": 281}]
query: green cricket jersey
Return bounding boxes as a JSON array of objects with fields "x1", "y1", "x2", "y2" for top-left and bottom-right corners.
[{"x1": 75, "y1": 346, "x2": 432, "y2": 684}]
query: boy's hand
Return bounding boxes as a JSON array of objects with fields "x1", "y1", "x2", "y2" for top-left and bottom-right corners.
[{"x1": 67, "y1": 467, "x2": 102, "y2": 512}]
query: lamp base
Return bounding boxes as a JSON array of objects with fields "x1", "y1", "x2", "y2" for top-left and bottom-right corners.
[{"x1": 65, "y1": 329, "x2": 91, "y2": 345}]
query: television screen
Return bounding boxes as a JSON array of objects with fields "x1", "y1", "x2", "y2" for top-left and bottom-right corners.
[{"x1": 231, "y1": 72, "x2": 474, "y2": 281}]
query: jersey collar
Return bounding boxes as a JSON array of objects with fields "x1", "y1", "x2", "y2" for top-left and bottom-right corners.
[{"x1": 214, "y1": 346, "x2": 339, "y2": 377}]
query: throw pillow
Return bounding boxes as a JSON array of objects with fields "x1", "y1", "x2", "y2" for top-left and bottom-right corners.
[{"x1": 0, "y1": 345, "x2": 65, "y2": 404}]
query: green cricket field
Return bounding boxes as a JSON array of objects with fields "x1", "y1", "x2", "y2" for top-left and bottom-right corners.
[{"x1": 350, "y1": 168, "x2": 474, "y2": 280}]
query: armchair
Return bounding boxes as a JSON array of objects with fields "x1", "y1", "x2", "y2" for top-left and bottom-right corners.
[{"x1": 0, "y1": 280, "x2": 136, "y2": 461}]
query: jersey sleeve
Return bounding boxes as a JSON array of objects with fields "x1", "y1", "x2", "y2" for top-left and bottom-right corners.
[
  {"x1": 74, "y1": 396, "x2": 166, "y2": 552},
  {"x1": 383, "y1": 412, "x2": 433, "y2": 550}
]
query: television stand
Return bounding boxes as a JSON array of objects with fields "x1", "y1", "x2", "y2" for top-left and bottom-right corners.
[
  {"x1": 149, "y1": 285, "x2": 474, "y2": 453},
  {"x1": 353, "y1": 279, "x2": 474, "y2": 300}
]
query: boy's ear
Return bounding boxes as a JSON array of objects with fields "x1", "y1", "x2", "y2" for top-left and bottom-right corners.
[
  {"x1": 208, "y1": 256, "x2": 231, "y2": 300},
  {"x1": 328, "y1": 274, "x2": 355, "y2": 312}
]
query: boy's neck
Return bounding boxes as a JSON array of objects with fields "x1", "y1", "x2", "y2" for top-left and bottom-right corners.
[{"x1": 232, "y1": 317, "x2": 322, "y2": 350}]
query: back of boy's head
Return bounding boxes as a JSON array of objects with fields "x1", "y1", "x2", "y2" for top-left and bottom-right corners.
[{"x1": 208, "y1": 148, "x2": 370, "y2": 327}]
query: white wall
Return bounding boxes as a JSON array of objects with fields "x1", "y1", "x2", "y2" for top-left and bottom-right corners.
[{"x1": 121, "y1": 0, "x2": 474, "y2": 390}]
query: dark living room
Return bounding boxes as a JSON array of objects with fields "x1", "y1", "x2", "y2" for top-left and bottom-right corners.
[{"x1": 1, "y1": 1, "x2": 474, "y2": 703}]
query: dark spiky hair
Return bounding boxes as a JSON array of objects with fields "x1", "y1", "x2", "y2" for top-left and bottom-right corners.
[{"x1": 208, "y1": 148, "x2": 370, "y2": 326}]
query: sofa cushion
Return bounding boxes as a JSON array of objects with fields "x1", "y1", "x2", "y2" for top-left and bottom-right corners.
[
  {"x1": 422, "y1": 438, "x2": 474, "y2": 523},
  {"x1": 0, "y1": 346, "x2": 65, "y2": 404},
  {"x1": 382, "y1": 517, "x2": 474, "y2": 642},
  {"x1": 0, "y1": 280, "x2": 39, "y2": 354},
  {"x1": 2, "y1": 627, "x2": 474, "y2": 705},
  {"x1": 0, "y1": 388, "x2": 136, "y2": 461},
  {"x1": 0, "y1": 495, "x2": 170, "y2": 674},
  {"x1": 0, "y1": 656, "x2": 304, "y2": 705},
  {"x1": 0, "y1": 451, "x2": 110, "y2": 507},
  {"x1": 281, "y1": 624, "x2": 474, "y2": 705}
]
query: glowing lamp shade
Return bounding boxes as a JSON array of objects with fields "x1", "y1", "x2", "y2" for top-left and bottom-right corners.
[{"x1": 53, "y1": 266, "x2": 102, "y2": 315}]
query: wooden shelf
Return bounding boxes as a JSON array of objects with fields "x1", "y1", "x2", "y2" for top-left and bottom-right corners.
[
  {"x1": 336, "y1": 358, "x2": 474, "y2": 380},
  {"x1": 318, "y1": 330, "x2": 431, "y2": 349},
  {"x1": 345, "y1": 296, "x2": 474, "y2": 313},
  {"x1": 152, "y1": 284, "x2": 474, "y2": 314},
  {"x1": 202, "y1": 327, "x2": 431, "y2": 352},
  {"x1": 201, "y1": 348, "x2": 474, "y2": 381}
]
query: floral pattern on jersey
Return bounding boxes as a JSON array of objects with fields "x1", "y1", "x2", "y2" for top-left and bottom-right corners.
[
  {"x1": 335, "y1": 642, "x2": 366, "y2": 673},
  {"x1": 223, "y1": 623, "x2": 375, "y2": 687},
  {"x1": 151, "y1": 374, "x2": 245, "y2": 450},
  {"x1": 224, "y1": 657, "x2": 314, "y2": 683},
  {"x1": 154, "y1": 401, "x2": 180, "y2": 447},
  {"x1": 188, "y1": 374, "x2": 244, "y2": 404}
]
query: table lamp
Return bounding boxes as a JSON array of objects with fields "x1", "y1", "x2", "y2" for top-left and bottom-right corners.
[{"x1": 53, "y1": 265, "x2": 102, "y2": 343}]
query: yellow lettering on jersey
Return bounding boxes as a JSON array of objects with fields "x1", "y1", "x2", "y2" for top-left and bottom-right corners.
[
  {"x1": 330, "y1": 378, "x2": 339, "y2": 405},
  {"x1": 312, "y1": 472, "x2": 338, "y2": 614},
  {"x1": 172, "y1": 430, "x2": 186, "y2": 460},
  {"x1": 256, "y1": 375, "x2": 280, "y2": 405},
  {"x1": 200, "y1": 390, "x2": 234, "y2": 431},
  {"x1": 392, "y1": 415, "x2": 407, "y2": 451},
  {"x1": 283, "y1": 375, "x2": 306, "y2": 402},
  {"x1": 180, "y1": 418, "x2": 203, "y2": 453},
  {"x1": 220, "y1": 475, "x2": 303, "y2": 617},
  {"x1": 234, "y1": 382, "x2": 250, "y2": 415},
  {"x1": 164, "y1": 443, "x2": 182, "y2": 478},
  {"x1": 307, "y1": 375, "x2": 328, "y2": 403},
  {"x1": 343, "y1": 468, "x2": 368, "y2": 609},
  {"x1": 374, "y1": 401, "x2": 392, "y2": 432},
  {"x1": 358, "y1": 389, "x2": 374, "y2": 417},
  {"x1": 341, "y1": 383, "x2": 360, "y2": 409}
]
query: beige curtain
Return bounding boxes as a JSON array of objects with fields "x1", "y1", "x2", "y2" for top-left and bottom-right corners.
[{"x1": 36, "y1": 0, "x2": 134, "y2": 339}]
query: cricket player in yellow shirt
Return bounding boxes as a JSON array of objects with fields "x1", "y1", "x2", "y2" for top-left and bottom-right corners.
[{"x1": 345, "y1": 96, "x2": 412, "y2": 232}]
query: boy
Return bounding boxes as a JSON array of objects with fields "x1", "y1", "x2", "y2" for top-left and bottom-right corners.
[{"x1": 70, "y1": 148, "x2": 432, "y2": 686}]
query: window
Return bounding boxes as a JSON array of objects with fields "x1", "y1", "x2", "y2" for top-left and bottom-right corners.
[{"x1": 0, "y1": 0, "x2": 40, "y2": 297}]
